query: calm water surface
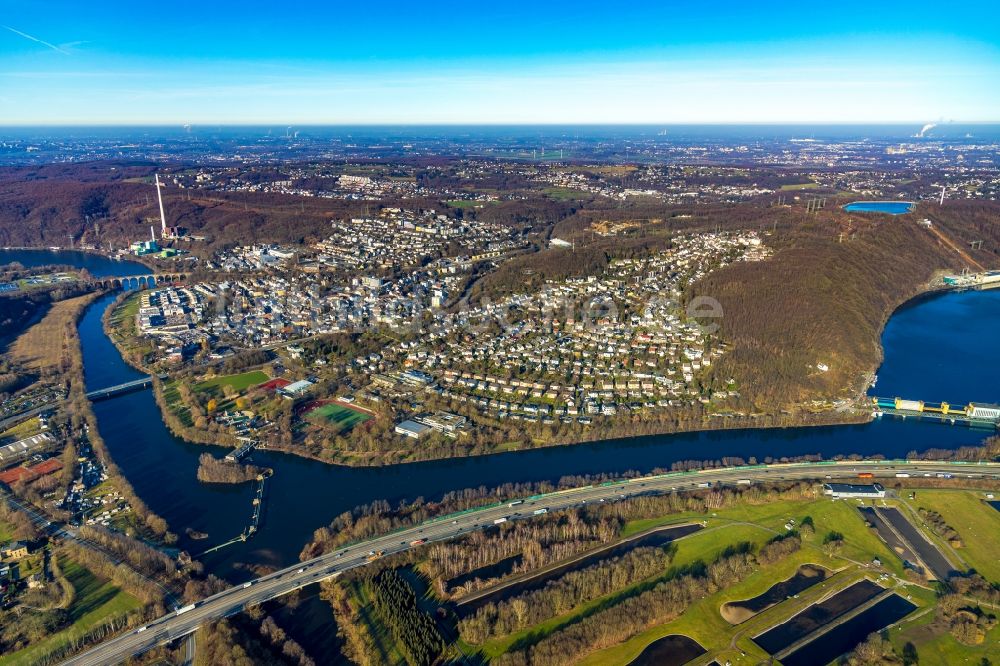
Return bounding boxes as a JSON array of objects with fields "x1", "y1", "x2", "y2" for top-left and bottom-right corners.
[
  {"x1": 0, "y1": 248, "x2": 150, "y2": 277},
  {"x1": 842, "y1": 201, "x2": 915, "y2": 215}
]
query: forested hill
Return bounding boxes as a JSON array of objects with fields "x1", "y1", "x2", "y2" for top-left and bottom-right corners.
[
  {"x1": 0, "y1": 162, "x2": 576, "y2": 254},
  {"x1": 696, "y1": 200, "x2": 999, "y2": 409},
  {"x1": 0, "y1": 163, "x2": 363, "y2": 251}
]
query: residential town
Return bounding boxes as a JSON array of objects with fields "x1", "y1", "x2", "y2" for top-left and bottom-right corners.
[{"x1": 130, "y1": 229, "x2": 770, "y2": 446}]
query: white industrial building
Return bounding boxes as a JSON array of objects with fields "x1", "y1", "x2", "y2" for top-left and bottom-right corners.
[
  {"x1": 968, "y1": 403, "x2": 1000, "y2": 421},
  {"x1": 395, "y1": 420, "x2": 431, "y2": 439},
  {"x1": 823, "y1": 483, "x2": 886, "y2": 499}
]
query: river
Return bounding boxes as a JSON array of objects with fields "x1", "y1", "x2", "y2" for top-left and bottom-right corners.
[{"x1": 4, "y1": 249, "x2": 999, "y2": 580}]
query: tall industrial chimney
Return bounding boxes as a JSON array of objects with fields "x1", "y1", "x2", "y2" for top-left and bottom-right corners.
[{"x1": 155, "y1": 173, "x2": 168, "y2": 237}]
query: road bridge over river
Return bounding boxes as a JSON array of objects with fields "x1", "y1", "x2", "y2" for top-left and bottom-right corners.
[
  {"x1": 61, "y1": 459, "x2": 1000, "y2": 666},
  {"x1": 86, "y1": 375, "x2": 165, "y2": 401},
  {"x1": 0, "y1": 376, "x2": 163, "y2": 431}
]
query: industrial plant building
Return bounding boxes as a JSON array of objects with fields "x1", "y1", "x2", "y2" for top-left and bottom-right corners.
[{"x1": 823, "y1": 483, "x2": 886, "y2": 499}]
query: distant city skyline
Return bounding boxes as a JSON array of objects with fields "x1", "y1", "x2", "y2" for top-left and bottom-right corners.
[{"x1": 1, "y1": 0, "x2": 999, "y2": 125}]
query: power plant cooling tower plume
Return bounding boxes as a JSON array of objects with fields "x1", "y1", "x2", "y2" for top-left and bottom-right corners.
[{"x1": 155, "y1": 173, "x2": 168, "y2": 236}]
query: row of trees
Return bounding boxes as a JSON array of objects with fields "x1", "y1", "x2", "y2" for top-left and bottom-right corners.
[
  {"x1": 496, "y1": 546, "x2": 762, "y2": 666},
  {"x1": 302, "y1": 471, "x2": 815, "y2": 562},
  {"x1": 319, "y1": 579, "x2": 378, "y2": 666},
  {"x1": 427, "y1": 515, "x2": 622, "y2": 594},
  {"x1": 194, "y1": 617, "x2": 300, "y2": 666},
  {"x1": 367, "y1": 569, "x2": 444, "y2": 666},
  {"x1": 62, "y1": 541, "x2": 166, "y2": 608},
  {"x1": 458, "y1": 545, "x2": 674, "y2": 643},
  {"x1": 757, "y1": 533, "x2": 803, "y2": 566},
  {"x1": 50, "y1": 289, "x2": 176, "y2": 543},
  {"x1": 917, "y1": 507, "x2": 963, "y2": 547},
  {"x1": 257, "y1": 615, "x2": 314, "y2": 666}
]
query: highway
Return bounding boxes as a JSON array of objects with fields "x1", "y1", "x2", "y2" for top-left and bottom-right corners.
[{"x1": 61, "y1": 459, "x2": 1000, "y2": 666}]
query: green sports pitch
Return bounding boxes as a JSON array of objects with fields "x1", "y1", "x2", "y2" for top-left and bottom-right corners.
[{"x1": 305, "y1": 401, "x2": 372, "y2": 431}]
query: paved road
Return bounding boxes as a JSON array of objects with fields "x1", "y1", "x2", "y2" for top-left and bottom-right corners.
[
  {"x1": 182, "y1": 633, "x2": 195, "y2": 666},
  {"x1": 61, "y1": 459, "x2": 1000, "y2": 666}
]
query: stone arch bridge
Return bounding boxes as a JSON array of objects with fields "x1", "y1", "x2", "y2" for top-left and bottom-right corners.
[{"x1": 95, "y1": 273, "x2": 187, "y2": 290}]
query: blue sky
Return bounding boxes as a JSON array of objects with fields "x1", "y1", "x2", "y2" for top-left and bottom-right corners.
[{"x1": 1, "y1": 0, "x2": 998, "y2": 124}]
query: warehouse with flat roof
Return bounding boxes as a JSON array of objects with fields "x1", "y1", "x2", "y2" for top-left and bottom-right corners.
[
  {"x1": 823, "y1": 482, "x2": 886, "y2": 499},
  {"x1": 395, "y1": 420, "x2": 431, "y2": 439}
]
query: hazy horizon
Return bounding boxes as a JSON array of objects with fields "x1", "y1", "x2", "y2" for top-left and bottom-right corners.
[{"x1": 2, "y1": 0, "x2": 998, "y2": 124}]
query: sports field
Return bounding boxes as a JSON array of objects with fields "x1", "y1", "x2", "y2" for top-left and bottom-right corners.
[
  {"x1": 305, "y1": 400, "x2": 372, "y2": 432},
  {"x1": 194, "y1": 370, "x2": 269, "y2": 397}
]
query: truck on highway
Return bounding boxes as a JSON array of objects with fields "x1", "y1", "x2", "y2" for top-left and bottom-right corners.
[
  {"x1": 366, "y1": 550, "x2": 385, "y2": 562},
  {"x1": 696, "y1": 482, "x2": 712, "y2": 488},
  {"x1": 895, "y1": 473, "x2": 911, "y2": 478},
  {"x1": 410, "y1": 538, "x2": 427, "y2": 546},
  {"x1": 175, "y1": 604, "x2": 196, "y2": 616},
  {"x1": 243, "y1": 581, "x2": 254, "y2": 588},
  {"x1": 493, "y1": 517, "x2": 508, "y2": 524},
  {"x1": 508, "y1": 500, "x2": 524, "y2": 507},
  {"x1": 532, "y1": 508, "x2": 548, "y2": 515},
  {"x1": 858, "y1": 472, "x2": 874, "y2": 479},
  {"x1": 737, "y1": 479, "x2": 752, "y2": 485}
]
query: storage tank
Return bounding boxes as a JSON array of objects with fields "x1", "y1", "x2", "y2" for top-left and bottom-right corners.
[
  {"x1": 894, "y1": 398, "x2": 924, "y2": 412},
  {"x1": 876, "y1": 398, "x2": 896, "y2": 409}
]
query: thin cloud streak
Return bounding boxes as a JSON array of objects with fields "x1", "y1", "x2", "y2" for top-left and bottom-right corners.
[{"x1": 2, "y1": 25, "x2": 71, "y2": 55}]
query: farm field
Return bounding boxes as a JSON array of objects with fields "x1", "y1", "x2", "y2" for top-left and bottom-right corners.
[
  {"x1": 0, "y1": 555, "x2": 141, "y2": 666},
  {"x1": 445, "y1": 200, "x2": 488, "y2": 209},
  {"x1": 543, "y1": 186, "x2": 592, "y2": 200},
  {"x1": 8, "y1": 292, "x2": 97, "y2": 372}
]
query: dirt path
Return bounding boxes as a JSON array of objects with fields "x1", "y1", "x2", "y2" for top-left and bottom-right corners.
[{"x1": 925, "y1": 223, "x2": 986, "y2": 271}]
